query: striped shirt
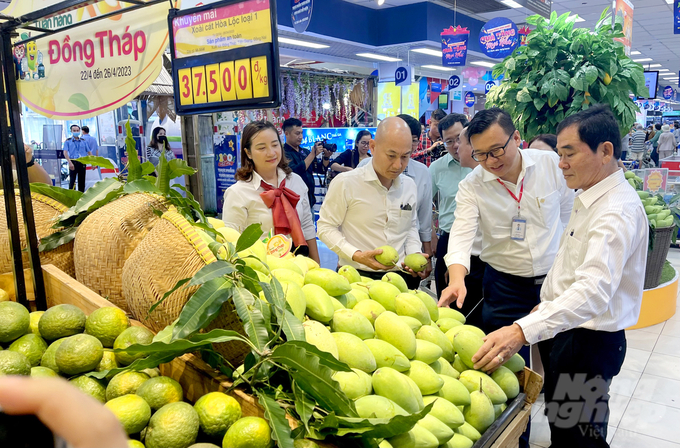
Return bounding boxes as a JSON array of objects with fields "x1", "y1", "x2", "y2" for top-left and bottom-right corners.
[
  {"x1": 630, "y1": 130, "x2": 647, "y2": 152},
  {"x1": 516, "y1": 169, "x2": 648, "y2": 344}
]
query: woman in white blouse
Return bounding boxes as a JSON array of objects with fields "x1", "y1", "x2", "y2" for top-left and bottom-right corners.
[{"x1": 222, "y1": 120, "x2": 320, "y2": 263}]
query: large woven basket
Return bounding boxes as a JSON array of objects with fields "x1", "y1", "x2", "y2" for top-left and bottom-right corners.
[
  {"x1": 644, "y1": 225, "x2": 675, "y2": 290},
  {"x1": 73, "y1": 193, "x2": 167, "y2": 311},
  {"x1": 0, "y1": 190, "x2": 75, "y2": 277},
  {"x1": 122, "y1": 209, "x2": 250, "y2": 366}
]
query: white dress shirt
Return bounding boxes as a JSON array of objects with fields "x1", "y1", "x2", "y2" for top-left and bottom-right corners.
[
  {"x1": 317, "y1": 160, "x2": 422, "y2": 271},
  {"x1": 358, "y1": 157, "x2": 432, "y2": 243},
  {"x1": 445, "y1": 149, "x2": 574, "y2": 277},
  {"x1": 222, "y1": 168, "x2": 315, "y2": 241},
  {"x1": 517, "y1": 169, "x2": 648, "y2": 344}
]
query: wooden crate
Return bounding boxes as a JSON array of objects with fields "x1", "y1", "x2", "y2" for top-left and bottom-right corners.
[{"x1": 35, "y1": 264, "x2": 542, "y2": 448}]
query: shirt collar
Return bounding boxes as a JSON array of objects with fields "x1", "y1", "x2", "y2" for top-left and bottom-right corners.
[
  {"x1": 481, "y1": 149, "x2": 536, "y2": 183},
  {"x1": 250, "y1": 168, "x2": 287, "y2": 189},
  {"x1": 575, "y1": 169, "x2": 626, "y2": 209},
  {"x1": 363, "y1": 159, "x2": 401, "y2": 189}
]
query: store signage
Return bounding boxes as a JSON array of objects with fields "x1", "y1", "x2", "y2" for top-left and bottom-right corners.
[
  {"x1": 464, "y1": 92, "x2": 475, "y2": 107},
  {"x1": 643, "y1": 168, "x2": 668, "y2": 194},
  {"x1": 479, "y1": 17, "x2": 519, "y2": 59},
  {"x1": 441, "y1": 26, "x2": 470, "y2": 67},
  {"x1": 518, "y1": 26, "x2": 531, "y2": 46},
  {"x1": 169, "y1": 0, "x2": 281, "y2": 115},
  {"x1": 664, "y1": 86, "x2": 673, "y2": 100},
  {"x1": 395, "y1": 66, "x2": 411, "y2": 87},
  {"x1": 291, "y1": 0, "x2": 313, "y2": 34},
  {"x1": 401, "y1": 83, "x2": 419, "y2": 119},
  {"x1": 485, "y1": 80, "x2": 497, "y2": 94},
  {"x1": 6, "y1": 0, "x2": 177, "y2": 119},
  {"x1": 613, "y1": 0, "x2": 634, "y2": 56},
  {"x1": 377, "y1": 82, "x2": 401, "y2": 120},
  {"x1": 214, "y1": 134, "x2": 238, "y2": 212},
  {"x1": 675, "y1": 1, "x2": 680, "y2": 34},
  {"x1": 448, "y1": 75, "x2": 461, "y2": 89}
]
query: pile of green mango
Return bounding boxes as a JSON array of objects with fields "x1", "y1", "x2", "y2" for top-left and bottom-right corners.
[
  {"x1": 624, "y1": 171, "x2": 675, "y2": 228},
  {"x1": 294, "y1": 263, "x2": 526, "y2": 448}
]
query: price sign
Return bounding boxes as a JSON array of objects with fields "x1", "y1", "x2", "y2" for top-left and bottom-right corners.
[{"x1": 169, "y1": 0, "x2": 281, "y2": 115}]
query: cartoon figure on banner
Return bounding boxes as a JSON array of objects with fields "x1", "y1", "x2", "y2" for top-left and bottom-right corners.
[
  {"x1": 217, "y1": 139, "x2": 236, "y2": 167},
  {"x1": 13, "y1": 34, "x2": 44, "y2": 81},
  {"x1": 663, "y1": 86, "x2": 673, "y2": 100}
]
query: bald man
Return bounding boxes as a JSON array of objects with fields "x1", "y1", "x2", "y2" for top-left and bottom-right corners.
[{"x1": 318, "y1": 117, "x2": 428, "y2": 289}]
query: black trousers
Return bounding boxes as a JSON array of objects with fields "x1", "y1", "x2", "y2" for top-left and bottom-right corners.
[
  {"x1": 357, "y1": 269, "x2": 421, "y2": 291},
  {"x1": 538, "y1": 328, "x2": 626, "y2": 448},
  {"x1": 69, "y1": 160, "x2": 86, "y2": 192},
  {"x1": 434, "y1": 232, "x2": 485, "y2": 328}
]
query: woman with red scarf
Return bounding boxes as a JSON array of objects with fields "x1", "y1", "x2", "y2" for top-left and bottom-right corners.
[{"x1": 222, "y1": 121, "x2": 320, "y2": 263}]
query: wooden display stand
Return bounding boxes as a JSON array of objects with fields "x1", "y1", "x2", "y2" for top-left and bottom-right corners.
[
  {"x1": 628, "y1": 268, "x2": 678, "y2": 330},
  {"x1": 28, "y1": 264, "x2": 541, "y2": 448}
]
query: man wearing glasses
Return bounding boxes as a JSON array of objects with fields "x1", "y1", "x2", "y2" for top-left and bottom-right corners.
[{"x1": 439, "y1": 108, "x2": 573, "y2": 369}]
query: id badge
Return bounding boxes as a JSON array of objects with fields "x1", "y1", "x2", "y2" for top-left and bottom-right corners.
[{"x1": 511, "y1": 216, "x2": 527, "y2": 241}]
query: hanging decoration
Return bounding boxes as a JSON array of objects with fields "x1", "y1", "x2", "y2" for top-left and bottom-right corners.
[
  {"x1": 441, "y1": 26, "x2": 470, "y2": 67},
  {"x1": 479, "y1": 17, "x2": 520, "y2": 59},
  {"x1": 518, "y1": 26, "x2": 531, "y2": 46}
]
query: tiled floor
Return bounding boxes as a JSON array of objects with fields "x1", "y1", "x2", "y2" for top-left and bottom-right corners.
[{"x1": 529, "y1": 247, "x2": 680, "y2": 448}]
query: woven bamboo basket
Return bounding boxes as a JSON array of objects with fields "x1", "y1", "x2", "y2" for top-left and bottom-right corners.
[
  {"x1": 0, "y1": 190, "x2": 75, "y2": 277},
  {"x1": 122, "y1": 209, "x2": 250, "y2": 366},
  {"x1": 73, "y1": 193, "x2": 167, "y2": 312}
]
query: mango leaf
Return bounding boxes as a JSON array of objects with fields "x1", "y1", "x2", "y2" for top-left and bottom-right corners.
[
  {"x1": 253, "y1": 299, "x2": 274, "y2": 336},
  {"x1": 113, "y1": 328, "x2": 249, "y2": 355},
  {"x1": 255, "y1": 391, "x2": 295, "y2": 448},
  {"x1": 85, "y1": 350, "x2": 179, "y2": 380},
  {"x1": 155, "y1": 151, "x2": 171, "y2": 195},
  {"x1": 74, "y1": 156, "x2": 115, "y2": 170},
  {"x1": 168, "y1": 158, "x2": 197, "y2": 179},
  {"x1": 260, "y1": 280, "x2": 304, "y2": 342},
  {"x1": 56, "y1": 177, "x2": 123, "y2": 225},
  {"x1": 283, "y1": 341, "x2": 351, "y2": 372},
  {"x1": 236, "y1": 223, "x2": 264, "y2": 252},
  {"x1": 292, "y1": 380, "x2": 315, "y2": 430},
  {"x1": 172, "y1": 278, "x2": 235, "y2": 340},
  {"x1": 315, "y1": 404, "x2": 433, "y2": 439},
  {"x1": 125, "y1": 120, "x2": 142, "y2": 182},
  {"x1": 152, "y1": 319, "x2": 177, "y2": 343},
  {"x1": 39, "y1": 226, "x2": 77, "y2": 252},
  {"x1": 141, "y1": 161, "x2": 156, "y2": 175},
  {"x1": 68, "y1": 93, "x2": 89, "y2": 111},
  {"x1": 29, "y1": 183, "x2": 82, "y2": 207},
  {"x1": 232, "y1": 286, "x2": 270, "y2": 353},
  {"x1": 124, "y1": 179, "x2": 160, "y2": 195},
  {"x1": 200, "y1": 348, "x2": 234, "y2": 377},
  {"x1": 270, "y1": 343, "x2": 357, "y2": 417},
  {"x1": 147, "y1": 278, "x2": 191, "y2": 317},
  {"x1": 188, "y1": 261, "x2": 236, "y2": 287}
]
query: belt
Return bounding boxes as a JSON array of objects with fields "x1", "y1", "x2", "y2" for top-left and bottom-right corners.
[{"x1": 486, "y1": 264, "x2": 547, "y2": 286}]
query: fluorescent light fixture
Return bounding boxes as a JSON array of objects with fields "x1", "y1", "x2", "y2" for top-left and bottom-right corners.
[
  {"x1": 377, "y1": 0, "x2": 385, "y2": 4},
  {"x1": 421, "y1": 65, "x2": 456, "y2": 71},
  {"x1": 630, "y1": 51, "x2": 641, "y2": 55},
  {"x1": 470, "y1": 61, "x2": 496, "y2": 68},
  {"x1": 278, "y1": 37, "x2": 329, "y2": 49},
  {"x1": 356, "y1": 53, "x2": 402, "y2": 62},
  {"x1": 648, "y1": 64, "x2": 663, "y2": 68},
  {"x1": 633, "y1": 58, "x2": 652, "y2": 62},
  {"x1": 411, "y1": 48, "x2": 443, "y2": 57},
  {"x1": 666, "y1": 0, "x2": 673, "y2": 4},
  {"x1": 473, "y1": 88, "x2": 478, "y2": 90},
  {"x1": 569, "y1": 15, "x2": 586, "y2": 22},
  {"x1": 659, "y1": 69, "x2": 670, "y2": 72},
  {"x1": 501, "y1": 0, "x2": 522, "y2": 8}
]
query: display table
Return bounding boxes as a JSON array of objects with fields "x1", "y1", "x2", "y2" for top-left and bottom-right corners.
[{"x1": 628, "y1": 268, "x2": 678, "y2": 330}]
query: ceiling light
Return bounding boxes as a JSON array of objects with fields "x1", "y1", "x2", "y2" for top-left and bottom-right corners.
[
  {"x1": 356, "y1": 53, "x2": 402, "y2": 62},
  {"x1": 470, "y1": 61, "x2": 496, "y2": 68},
  {"x1": 377, "y1": 0, "x2": 385, "y2": 5},
  {"x1": 659, "y1": 69, "x2": 670, "y2": 72},
  {"x1": 421, "y1": 65, "x2": 456, "y2": 71},
  {"x1": 278, "y1": 37, "x2": 329, "y2": 49},
  {"x1": 666, "y1": 0, "x2": 673, "y2": 4},
  {"x1": 411, "y1": 48, "x2": 443, "y2": 57},
  {"x1": 473, "y1": 88, "x2": 478, "y2": 90},
  {"x1": 501, "y1": 0, "x2": 522, "y2": 8},
  {"x1": 630, "y1": 51, "x2": 641, "y2": 55},
  {"x1": 648, "y1": 64, "x2": 663, "y2": 68},
  {"x1": 569, "y1": 15, "x2": 586, "y2": 22},
  {"x1": 633, "y1": 58, "x2": 652, "y2": 62}
]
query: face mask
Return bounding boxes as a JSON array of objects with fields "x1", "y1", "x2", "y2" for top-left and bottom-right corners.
[
  {"x1": 158, "y1": 136, "x2": 167, "y2": 143},
  {"x1": 72, "y1": 132, "x2": 80, "y2": 138}
]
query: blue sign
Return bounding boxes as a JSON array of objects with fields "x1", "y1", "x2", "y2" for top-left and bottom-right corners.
[
  {"x1": 676, "y1": 1, "x2": 680, "y2": 34},
  {"x1": 395, "y1": 66, "x2": 411, "y2": 86},
  {"x1": 464, "y1": 92, "x2": 476, "y2": 107},
  {"x1": 441, "y1": 27, "x2": 470, "y2": 67},
  {"x1": 215, "y1": 135, "x2": 238, "y2": 212},
  {"x1": 479, "y1": 17, "x2": 520, "y2": 59},
  {"x1": 301, "y1": 128, "x2": 377, "y2": 154},
  {"x1": 448, "y1": 75, "x2": 461, "y2": 90},
  {"x1": 664, "y1": 86, "x2": 674, "y2": 100},
  {"x1": 431, "y1": 82, "x2": 442, "y2": 94},
  {"x1": 292, "y1": 0, "x2": 313, "y2": 33},
  {"x1": 485, "y1": 81, "x2": 497, "y2": 94}
]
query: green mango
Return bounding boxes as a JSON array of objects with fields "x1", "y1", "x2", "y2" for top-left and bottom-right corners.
[
  {"x1": 422, "y1": 396, "x2": 464, "y2": 429},
  {"x1": 454, "y1": 422, "x2": 481, "y2": 442},
  {"x1": 440, "y1": 433, "x2": 474, "y2": 448},
  {"x1": 502, "y1": 353, "x2": 525, "y2": 373},
  {"x1": 335, "y1": 292, "x2": 358, "y2": 309},
  {"x1": 305, "y1": 268, "x2": 352, "y2": 296},
  {"x1": 437, "y1": 318, "x2": 463, "y2": 333},
  {"x1": 437, "y1": 308, "x2": 465, "y2": 324},
  {"x1": 625, "y1": 171, "x2": 636, "y2": 180},
  {"x1": 353, "y1": 299, "x2": 387, "y2": 326},
  {"x1": 463, "y1": 381, "x2": 495, "y2": 433},
  {"x1": 338, "y1": 265, "x2": 361, "y2": 284},
  {"x1": 331, "y1": 332, "x2": 376, "y2": 373},
  {"x1": 414, "y1": 340, "x2": 444, "y2": 365},
  {"x1": 398, "y1": 316, "x2": 424, "y2": 334},
  {"x1": 368, "y1": 282, "x2": 402, "y2": 312},
  {"x1": 355, "y1": 395, "x2": 408, "y2": 419},
  {"x1": 375, "y1": 312, "x2": 417, "y2": 359},
  {"x1": 404, "y1": 360, "x2": 444, "y2": 395},
  {"x1": 383, "y1": 272, "x2": 409, "y2": 293},
  {"x1": 412, "y1": 290, "x2": 440, "y2": 322},
  {"x1": 458, "y1": 370, "x2": 508, "y2": 405},
  {"x1": 416, "y1": 325, "x2": 454, "y2": 362},
  {"x1": 452, "y1": 355, "x2": 470, "y2": 373},
  {"x1": 303, "y1": 320, "x2": 338, "y2": 359},
  {"x1": 331, "y1": 309, "x2": 374, "y2": 340},
  {"x1": 429, "y1": 358, "x2": 459, "y2": 379},
  {"x1": 332, "y1": 368, "x2": 372, "y2": 400},
  {"x1": 436, "y1": 374, "x2": 471, "y2": 406},
  {"x1": 494, "y1": 403, "x2": 507, "y2": 419},
  {"x1": 330, "y1": 296, "x2": 346, "y2": 312},
  {"x1": 280, "y1": 281, "x2": 306, "y2": 321},
  {"x1": 372, "y1": 367, "x2": 422, "y2": 414},
  {"x1": 364, "y1": 339, "x2": 411, "y2": 372},
  {"x1": 452, "y1": 330, "x2": 484, "y2": 369},
  {"x1": 396, "y1": 293, "x2": 431, "y2": 325},
  {"x1": 418, "y1": 414, "x2": 454, "y2": 445},
  {"x1": 491, "y1": 366, "x2": 520, "y2": 400},
  {"x1": 301, "y1": 284, "x2": 335, "y2": 323}
]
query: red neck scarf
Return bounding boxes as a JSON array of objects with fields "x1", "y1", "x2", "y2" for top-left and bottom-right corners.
[{"x1": 259, "y1": 178, "x2": 307, "y2": 247}]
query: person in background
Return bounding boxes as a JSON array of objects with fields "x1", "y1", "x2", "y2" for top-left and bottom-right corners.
[
  {"x1": 657, "y1": 124, "x2": 677, "y2": 161},
  {"x1": 223, "y1": 121, "x2": 319, "y2": 263},
  {"x1": 330, "y1": 130, "x2": 372, "y2": 173},
  {"x1": 527, "y1": 134, "x2": 558, "y2": 152},
  {"x1": 146, "y1": 127, "x2": 175, "y2": 171},
  {"x1": 429, "y1": 113, "x2": 473, "y2": 301},
  {"x1": 473, "y1": 105, "x2": 647, "y2": 448},
  {"x1": 673, "y1": 121, "x2": 680, "y2": 142},
  {"x1": 80, "y1": 126, "x2": 99, "y2": 157},
  {"x1": 412, "y1": 109, "x2": 447, "y2": 166},
  {"x1": 648, "y1": 123, "x2": 662, "y2": 166},
  {"x1": 619, "y1": 127, "x2": 631, "y2": 161},
  {"x1": 318, "y1": 117, "x2": 427, "y2": 290},
  {"x1": 629, "y1": 124, "x2": 646, "y2": 163},
  {"x1": 63, "y1": 124, "x2": 89, "y2": 192},
  {"x1": 282, "y1": 118, "x2": 331, "y2": 212}
]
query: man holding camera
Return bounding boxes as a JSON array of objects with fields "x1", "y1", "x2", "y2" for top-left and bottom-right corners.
[
  {"x1": 412, "y1": 109, "x2": 447, "y2": 166},
  {"x1": 282, "y1": 117, "x2": 332, "y2": 210}
]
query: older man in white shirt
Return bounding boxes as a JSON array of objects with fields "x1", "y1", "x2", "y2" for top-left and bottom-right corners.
[
  {"x1": 318, "y1": 117, "x2": 427, "y2": 289},
  {"x1": 472, "y1": 105, "x2": 647, "y2": 448}
]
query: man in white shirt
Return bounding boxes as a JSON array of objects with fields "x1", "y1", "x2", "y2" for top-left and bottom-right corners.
[
  {"x1": 440, "y1": 108, "x2": 574, "y2": 368},
  {"x1": 318, "y1": 117, "x2": 426, "y2": 289},
  {"x1": 471, "y1": 105, "x2": 647, "y2": 448}
]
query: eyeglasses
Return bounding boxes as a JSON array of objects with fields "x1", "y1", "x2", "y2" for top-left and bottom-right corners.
[
  {"x1": 359, "y1": 141, "x2": 371, "y2": 146},
  {"x1": 444, "y1": 138, "x2": 459, "y2": 148},
  {"x1": 472, "y1": 134, "x2": 513, "y2": 162}
]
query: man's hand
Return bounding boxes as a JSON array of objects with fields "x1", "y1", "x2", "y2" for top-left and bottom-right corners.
[
  {"x1": 24, "y1": 144, "x2": 33, "y2": 163},
  {"x1": 352, "y1": 250, "x2": 392, "y2": 271},
  {"x1": 438, "y1": 279, "x2": 466, "y2": 308},
  {"x1": 471, "y1": 324, "x2": 527, "y2": 373},
  {"x1": 313, "y1": 142, "x2": 324, "y2": 156},
  {"x1": 427, "y1": 141, "x2": 444, "y2": 154},
  {"x1": 401, "y1": 253, "x2": 431, "y2": 279},
  {"x1": 322, "y1": 148, "x2": 333, "y2": 159},
  {"x1": 68, "y1": 161, "x2": 74, "y2": 171}
]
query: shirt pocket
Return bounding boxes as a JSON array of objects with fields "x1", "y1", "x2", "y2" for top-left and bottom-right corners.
[
  {"x1": 387, "y1": 207, "x2": 413, "y2": 235},
  {"x1": 536, "y1": 190, "x2": 561, "y2": 228},
  {"x1": 562, "y1": 234, "x2": 583, "y2": 273}
]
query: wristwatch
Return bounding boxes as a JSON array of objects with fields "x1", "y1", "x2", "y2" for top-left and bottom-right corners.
[{"x1": 26, "y1": 157, "x2": 35, "y2": 167}]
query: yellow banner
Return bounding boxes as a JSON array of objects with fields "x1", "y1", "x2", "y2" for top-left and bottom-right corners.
[
  {"x1": 2, "y1": 1, "x2": 179, "y2": 119},
  {"x1": 401, "y1": 83, "x2": 419, "y2": 119},
  {"x1": 377, "y1": 82, "x2": 401, "y2": 121}
]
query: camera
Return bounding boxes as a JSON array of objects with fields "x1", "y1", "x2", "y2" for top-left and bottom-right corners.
[
  {"x1": 431, "y1": 141, "x2": 446, "y2": 160},
  {"x1": 320, "y1": 139, "x2": 337, "y2": 153}
]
